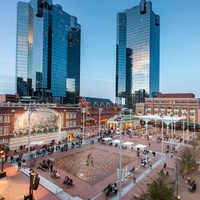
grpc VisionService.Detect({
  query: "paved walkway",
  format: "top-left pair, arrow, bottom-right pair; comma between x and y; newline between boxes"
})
0,130 -> 199,200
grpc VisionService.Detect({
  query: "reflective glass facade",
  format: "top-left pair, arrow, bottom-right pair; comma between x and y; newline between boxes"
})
116,0 -> 160,107
16,0 -> 81,104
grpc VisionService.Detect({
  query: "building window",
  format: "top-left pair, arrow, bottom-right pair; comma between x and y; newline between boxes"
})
4,126 -> 10,134
0,116 -> 3,123
181,106 -> 186,110
0,127 -> 2,135
4,115 -> 10,123
190,106 -> 195,110
66,113 -> 70,119
174,106 -> 179,110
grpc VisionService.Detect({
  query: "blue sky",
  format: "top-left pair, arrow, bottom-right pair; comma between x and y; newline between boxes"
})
0,0 -> 200,103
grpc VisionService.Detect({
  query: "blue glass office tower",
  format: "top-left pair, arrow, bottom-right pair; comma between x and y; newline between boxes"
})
116,0 -> 160,109
16,0 -> 81,104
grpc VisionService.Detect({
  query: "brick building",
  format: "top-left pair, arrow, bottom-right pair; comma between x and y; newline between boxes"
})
135,93 -> 200,131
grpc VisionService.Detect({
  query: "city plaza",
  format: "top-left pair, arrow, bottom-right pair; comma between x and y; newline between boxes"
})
0,121 -> 200,200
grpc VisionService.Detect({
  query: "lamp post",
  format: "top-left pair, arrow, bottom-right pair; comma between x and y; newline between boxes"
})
25,106 -> 36,154
194,110 -> 196,135
186,111 -> 189,139
116,111 -> 123,199
182,111 -> 188,145
129,109 -> 132,129
82,108 -> 87,144
170,113 -> 173,150
160,112 -> 164,160
98,108 -> 103,138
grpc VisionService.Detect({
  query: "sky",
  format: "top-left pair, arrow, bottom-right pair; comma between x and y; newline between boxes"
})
0,0 -> 200,103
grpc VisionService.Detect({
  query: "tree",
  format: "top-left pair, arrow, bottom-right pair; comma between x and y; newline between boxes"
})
177,147 -> 198,177
135,174 -> 177,200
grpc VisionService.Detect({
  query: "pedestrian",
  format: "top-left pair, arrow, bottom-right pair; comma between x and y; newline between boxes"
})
47,159 -> 50,169
148,143 -> 150,148
22,159 -> 26,169
50,163 -> 53,173
91,157 -> 93,166
18,159 -> 21,171
10,155 -> 14,163
163,163 -> 167,169
170,152 -> 173,158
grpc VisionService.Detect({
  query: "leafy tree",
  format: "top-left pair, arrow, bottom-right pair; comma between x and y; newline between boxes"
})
177,147 -> 198,176
135,174 -> 177,200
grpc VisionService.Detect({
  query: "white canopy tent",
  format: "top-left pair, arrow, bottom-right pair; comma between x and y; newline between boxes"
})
30,141 -> 44,146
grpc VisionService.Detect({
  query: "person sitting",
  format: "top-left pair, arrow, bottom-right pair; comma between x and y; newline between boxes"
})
106,182 -> 117,196
67,178 -> 74,187
51,169 -> 60,178
63,176 -> 69,184
129,166 -> 135,173
103,183 -> 112,192
141,160 -> 146,168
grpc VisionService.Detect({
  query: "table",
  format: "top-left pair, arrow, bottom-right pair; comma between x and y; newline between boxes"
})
30,141 -> 44,146
134,144 -> 147,149
122,142 -> 134,147
112,139 -> 121,144
102,137 -> 112,142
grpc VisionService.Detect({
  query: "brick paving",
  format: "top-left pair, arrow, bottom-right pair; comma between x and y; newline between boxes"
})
0,128 -> 199,200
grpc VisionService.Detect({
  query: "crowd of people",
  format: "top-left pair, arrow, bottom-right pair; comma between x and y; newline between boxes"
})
63,176 -> 74,187
103,182 -> 118,196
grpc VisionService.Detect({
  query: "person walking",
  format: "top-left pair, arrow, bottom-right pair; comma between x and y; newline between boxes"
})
10,155 -> 14,163
50,163 -> 53,173
47,159 -> 50,169
17,159 -> 21,172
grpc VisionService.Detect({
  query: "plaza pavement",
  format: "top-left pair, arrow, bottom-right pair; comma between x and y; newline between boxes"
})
0,128 -> 199,200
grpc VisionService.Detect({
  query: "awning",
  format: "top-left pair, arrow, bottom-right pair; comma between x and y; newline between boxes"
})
30,141 -> 44,146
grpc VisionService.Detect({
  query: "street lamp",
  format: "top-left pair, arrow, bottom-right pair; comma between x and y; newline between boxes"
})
186,111 -> 189,139
194,110 -> 196,134
25,106 -> 36,154
129,109 -> 132,129
170,112 -> 174,150
182,111 -> 188,145
116,111 -> 124,199
160,112 -> 164,160
98,108 -> 103,138
82,108 -> 87,144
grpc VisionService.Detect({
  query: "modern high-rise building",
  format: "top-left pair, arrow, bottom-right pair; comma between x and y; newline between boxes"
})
116,0 -> 160,111
16,0 -> 81,104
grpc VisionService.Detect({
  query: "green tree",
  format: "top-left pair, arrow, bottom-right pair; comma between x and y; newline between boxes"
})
135,174 -> 177,200
177,147 -> 198,177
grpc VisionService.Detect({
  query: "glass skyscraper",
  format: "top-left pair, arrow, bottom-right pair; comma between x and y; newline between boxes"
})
116,0 -> 160,109
16,0 -> 81,104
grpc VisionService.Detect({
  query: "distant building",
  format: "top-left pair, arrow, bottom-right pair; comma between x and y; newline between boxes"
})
116,0 -> 160,110
79,97 -> 120,126
0,94 -> 16,103
0,102 -> 81,150
16,0 -> 81,104
135,93 -> 200,130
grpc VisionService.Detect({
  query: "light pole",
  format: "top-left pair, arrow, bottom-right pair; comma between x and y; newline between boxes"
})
170,113 -> 173,150
160,112 -> 164,160
194,110 -> 196,134
25,106 -> 36,154
82,108 -> 87,144
182,111 -> 188,145
129,109 -> 132,129
186,111 -> 189,139
98,108 -> 103,138
116,111 -> 123,199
